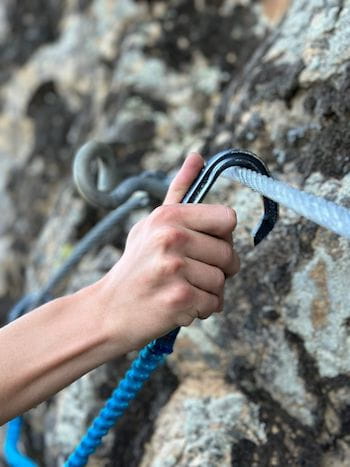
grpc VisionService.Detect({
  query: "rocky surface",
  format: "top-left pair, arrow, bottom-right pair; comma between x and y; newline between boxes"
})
1,0 -> 350,466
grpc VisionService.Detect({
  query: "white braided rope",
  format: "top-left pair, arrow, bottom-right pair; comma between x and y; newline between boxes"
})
223,167 -> 350,239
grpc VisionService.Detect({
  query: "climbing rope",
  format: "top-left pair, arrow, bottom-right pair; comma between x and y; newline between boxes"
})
223,166 -> 350,239
3,417 -> 37,467
64,329 -> 180,466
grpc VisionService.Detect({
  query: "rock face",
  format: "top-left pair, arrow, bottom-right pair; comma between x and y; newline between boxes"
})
1,0 -> 350,465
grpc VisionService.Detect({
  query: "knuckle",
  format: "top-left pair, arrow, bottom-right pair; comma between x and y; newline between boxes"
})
158,256 -> 185,277
152,204 -> 180,225
153,225 -> 187,251
167,282 -> 193,308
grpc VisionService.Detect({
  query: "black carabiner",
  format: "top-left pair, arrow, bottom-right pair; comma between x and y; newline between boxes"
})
181,149 -> 279,245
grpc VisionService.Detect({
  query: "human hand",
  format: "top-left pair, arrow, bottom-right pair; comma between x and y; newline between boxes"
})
97,153 -> 240,352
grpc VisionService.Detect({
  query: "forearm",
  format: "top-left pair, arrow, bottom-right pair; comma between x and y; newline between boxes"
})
0,282 -> 127,425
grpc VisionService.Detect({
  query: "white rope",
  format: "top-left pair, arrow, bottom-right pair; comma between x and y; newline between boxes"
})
222,167 -> 350,239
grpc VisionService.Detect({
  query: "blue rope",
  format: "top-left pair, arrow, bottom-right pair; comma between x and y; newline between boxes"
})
64,328 -> 180,466
3,417 -> 37,467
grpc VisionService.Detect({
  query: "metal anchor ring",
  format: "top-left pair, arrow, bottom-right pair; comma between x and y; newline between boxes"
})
73,141 -> 169,209
73,141 -> 119,209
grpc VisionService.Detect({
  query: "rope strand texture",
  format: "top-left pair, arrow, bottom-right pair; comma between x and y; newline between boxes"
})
223,167 -> 350,239
64,329 -> 179,467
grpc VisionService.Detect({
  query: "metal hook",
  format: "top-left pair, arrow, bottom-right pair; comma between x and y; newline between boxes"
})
181,149 -> 279,245
73,141 -> 169,209
73,141 -> 119,208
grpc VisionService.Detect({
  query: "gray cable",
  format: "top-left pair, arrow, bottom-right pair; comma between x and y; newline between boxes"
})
29,194 -> 149,310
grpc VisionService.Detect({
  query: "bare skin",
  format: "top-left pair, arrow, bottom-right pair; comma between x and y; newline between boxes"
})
0,153 -> 240,425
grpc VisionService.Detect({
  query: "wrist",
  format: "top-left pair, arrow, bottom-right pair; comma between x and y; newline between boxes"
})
80,276 -> 134,359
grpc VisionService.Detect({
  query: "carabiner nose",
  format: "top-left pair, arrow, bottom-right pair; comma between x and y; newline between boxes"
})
181,149 -> 279,245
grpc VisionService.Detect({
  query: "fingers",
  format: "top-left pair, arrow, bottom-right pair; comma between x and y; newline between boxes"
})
157,253 -> 237,325
173,285 -> 221,326
151,204 -> 237,239
183,258 -> 237,320
183,231 -> 239,277
193,287 -> 221,320
148,206 -> 239,276
185,258 -> 225,296
163,152 -> 204,204
148,152 -> 240,328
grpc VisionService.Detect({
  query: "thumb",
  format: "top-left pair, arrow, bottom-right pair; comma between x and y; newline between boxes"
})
163,152 -> 204,204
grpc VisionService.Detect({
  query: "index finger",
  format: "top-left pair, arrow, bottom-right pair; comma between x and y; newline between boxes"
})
158,204 -> 237,239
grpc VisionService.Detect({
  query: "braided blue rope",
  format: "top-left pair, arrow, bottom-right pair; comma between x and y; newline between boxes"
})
65,328 -> 179,466
3,417 -> 37,467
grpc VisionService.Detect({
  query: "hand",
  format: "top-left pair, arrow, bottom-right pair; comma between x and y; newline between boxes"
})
97,153 -> 240,351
